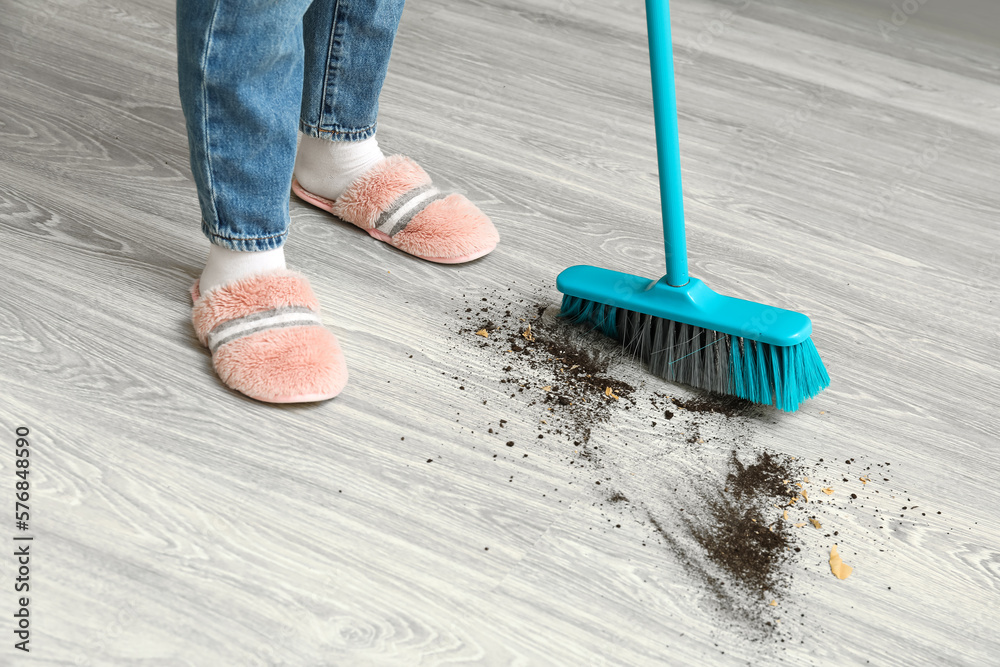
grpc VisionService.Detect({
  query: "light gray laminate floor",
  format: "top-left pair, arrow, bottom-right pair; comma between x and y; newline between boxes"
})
2,0 -> 998,664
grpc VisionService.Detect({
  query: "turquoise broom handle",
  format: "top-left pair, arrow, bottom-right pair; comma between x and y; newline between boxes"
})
645,0 -> 689,287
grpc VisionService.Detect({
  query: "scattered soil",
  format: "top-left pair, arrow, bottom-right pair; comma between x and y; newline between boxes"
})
459,298 -> 634,445
695,499 -> 790,598
696,453 -> 804,600
448,287 -> 933,647
727,451 -> 800,502
635,449 -> 807,638
670,393 -> 761,418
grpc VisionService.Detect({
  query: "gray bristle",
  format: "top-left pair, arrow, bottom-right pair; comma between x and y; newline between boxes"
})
616,309 -> 731,395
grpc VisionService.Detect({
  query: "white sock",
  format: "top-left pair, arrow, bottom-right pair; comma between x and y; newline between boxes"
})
199,243 -> 286,294
293,133 -> 385,201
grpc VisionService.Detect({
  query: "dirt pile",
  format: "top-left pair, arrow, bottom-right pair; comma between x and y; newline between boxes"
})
459,298 -> 634,445
450,288 -> 933,645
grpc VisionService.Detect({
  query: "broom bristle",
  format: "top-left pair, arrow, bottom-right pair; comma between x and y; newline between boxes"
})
559,295 -> 829,412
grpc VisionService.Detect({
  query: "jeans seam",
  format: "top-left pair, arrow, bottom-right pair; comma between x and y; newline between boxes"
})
300,119 -> 377,136
200,0 -> 224,229
205,225 -> 288,243
318,0 -> 343,130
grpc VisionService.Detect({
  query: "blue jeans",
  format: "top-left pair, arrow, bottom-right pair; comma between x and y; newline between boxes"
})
176,0 -> 406,252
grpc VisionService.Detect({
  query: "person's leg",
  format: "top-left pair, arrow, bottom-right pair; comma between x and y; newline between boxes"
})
291,0 -> 499,264
177,0 -> 313,292
293,0 -> 405,200
177,0 -> 347,402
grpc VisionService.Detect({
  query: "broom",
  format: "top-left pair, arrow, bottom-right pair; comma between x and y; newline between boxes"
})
557,0 -> 829,412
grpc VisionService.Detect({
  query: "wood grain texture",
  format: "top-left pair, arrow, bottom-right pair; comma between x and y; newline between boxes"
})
1,0 -> 998,664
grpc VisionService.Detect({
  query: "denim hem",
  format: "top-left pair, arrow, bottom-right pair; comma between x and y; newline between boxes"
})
202,219 -> 288,252
299,119 -> 377,142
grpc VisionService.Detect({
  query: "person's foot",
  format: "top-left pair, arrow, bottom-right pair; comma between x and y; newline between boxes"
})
293,149 -> 499,264
190,268 -> 348,403
294,133 -> 385,202
199,243 -> 287,295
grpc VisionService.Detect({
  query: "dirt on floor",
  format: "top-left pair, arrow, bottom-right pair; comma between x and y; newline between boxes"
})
449,287 -> 925,644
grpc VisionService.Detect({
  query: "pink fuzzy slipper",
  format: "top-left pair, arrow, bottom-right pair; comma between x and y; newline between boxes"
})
190,269 -> 348,403
291,155 -> 499,263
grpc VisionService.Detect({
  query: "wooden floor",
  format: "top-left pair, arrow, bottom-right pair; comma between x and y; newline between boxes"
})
2,0 -> 998,664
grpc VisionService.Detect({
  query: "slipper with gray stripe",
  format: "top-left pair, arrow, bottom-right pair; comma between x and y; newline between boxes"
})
190,268 -> 348,403
292,155 -> 499,263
